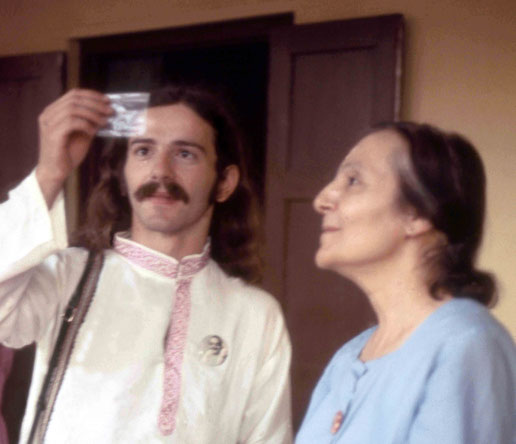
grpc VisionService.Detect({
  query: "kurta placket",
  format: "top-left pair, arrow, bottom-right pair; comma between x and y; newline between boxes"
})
113,237 -> 210,435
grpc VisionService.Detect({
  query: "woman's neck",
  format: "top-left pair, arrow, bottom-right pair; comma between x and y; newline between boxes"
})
361,292 -> 448,362
346,257 -> 449,362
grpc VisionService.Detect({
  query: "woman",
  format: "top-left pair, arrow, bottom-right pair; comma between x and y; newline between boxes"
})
296,122 -> 516,443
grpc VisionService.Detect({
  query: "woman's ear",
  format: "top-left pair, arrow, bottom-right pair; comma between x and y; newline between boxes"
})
403,209 -> 433,238
216,165 -> 240,203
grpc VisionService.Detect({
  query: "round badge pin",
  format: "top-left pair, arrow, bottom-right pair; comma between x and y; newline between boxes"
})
198,335 -> 228,366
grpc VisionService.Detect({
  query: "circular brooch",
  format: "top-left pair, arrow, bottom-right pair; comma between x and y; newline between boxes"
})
198,335 -> 228,366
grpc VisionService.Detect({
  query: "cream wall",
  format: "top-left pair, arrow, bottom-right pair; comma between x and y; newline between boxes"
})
1,0 -> 515,337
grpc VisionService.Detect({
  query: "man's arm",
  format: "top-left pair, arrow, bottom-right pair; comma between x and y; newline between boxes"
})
0,89 -> 112,347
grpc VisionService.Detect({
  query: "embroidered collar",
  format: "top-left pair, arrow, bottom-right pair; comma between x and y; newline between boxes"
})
113,232 -> 211,279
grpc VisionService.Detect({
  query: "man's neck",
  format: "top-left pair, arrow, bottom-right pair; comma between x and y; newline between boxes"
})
129,229 -> 208,261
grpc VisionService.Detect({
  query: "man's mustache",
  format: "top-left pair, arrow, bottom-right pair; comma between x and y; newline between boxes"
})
133,179 -> 190,204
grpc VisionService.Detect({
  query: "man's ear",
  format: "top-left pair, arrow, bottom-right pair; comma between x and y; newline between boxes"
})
118,167 -> 129,197
120,177 -> 128,197
216,165 -> 240,203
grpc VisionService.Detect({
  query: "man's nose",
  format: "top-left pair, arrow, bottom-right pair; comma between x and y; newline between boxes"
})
151,150 -> 175,180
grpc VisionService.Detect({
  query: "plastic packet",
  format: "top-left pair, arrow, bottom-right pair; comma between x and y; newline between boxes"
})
97,92 -> 150,137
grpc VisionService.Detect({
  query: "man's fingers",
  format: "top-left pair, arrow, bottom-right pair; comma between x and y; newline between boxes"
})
66,88 -> 111,103
40,89 -> 113,125
45,115 -> 103,140
41,102 -> 111,132
51,88 -> 110,108
39,91 -> 114,136
43,94 -> 113,119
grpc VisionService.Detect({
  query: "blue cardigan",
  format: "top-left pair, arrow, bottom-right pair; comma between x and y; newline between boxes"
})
296,298 -> 516,444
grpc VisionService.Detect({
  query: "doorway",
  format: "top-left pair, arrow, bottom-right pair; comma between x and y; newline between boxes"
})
74,14 -> 293,211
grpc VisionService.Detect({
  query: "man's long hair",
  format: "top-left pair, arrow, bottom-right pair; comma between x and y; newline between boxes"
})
72,85 -> 262,283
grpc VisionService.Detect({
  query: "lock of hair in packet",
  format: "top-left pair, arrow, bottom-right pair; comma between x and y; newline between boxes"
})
97,92 -> 150,138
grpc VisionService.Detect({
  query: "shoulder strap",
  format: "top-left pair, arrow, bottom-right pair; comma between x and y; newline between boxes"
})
27,250 -> 105,444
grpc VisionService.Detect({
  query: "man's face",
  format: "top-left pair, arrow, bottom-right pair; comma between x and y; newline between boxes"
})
124,103 -> 219,241
208,336 -> 223,353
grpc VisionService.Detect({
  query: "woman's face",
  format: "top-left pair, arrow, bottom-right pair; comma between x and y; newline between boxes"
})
313,129 -> 413,274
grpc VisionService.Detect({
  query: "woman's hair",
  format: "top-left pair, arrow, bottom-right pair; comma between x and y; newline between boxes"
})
372,122 -> 496,306
73,84 -> 262,283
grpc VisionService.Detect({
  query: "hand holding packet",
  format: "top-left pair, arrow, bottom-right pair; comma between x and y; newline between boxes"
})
97,92 -> 150,137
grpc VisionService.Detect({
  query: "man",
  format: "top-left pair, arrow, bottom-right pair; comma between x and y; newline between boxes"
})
0,345 -> 13,443
0,86 -> 292,443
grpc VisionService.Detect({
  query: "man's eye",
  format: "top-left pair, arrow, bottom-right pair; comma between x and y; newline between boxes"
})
134,146 -> 150,156
177,149 -> 196,160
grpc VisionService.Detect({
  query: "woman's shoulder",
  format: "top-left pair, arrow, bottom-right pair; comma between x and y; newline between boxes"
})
428,298 -> 513,344
424,298 -> 516,369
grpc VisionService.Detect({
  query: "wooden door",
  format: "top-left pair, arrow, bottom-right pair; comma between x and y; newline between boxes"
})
263,15 -> 403,428
0,51 -> 66,444
0,53 -> 66,199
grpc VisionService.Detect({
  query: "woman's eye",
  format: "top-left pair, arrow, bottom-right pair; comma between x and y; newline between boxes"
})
347,175 -> 359,186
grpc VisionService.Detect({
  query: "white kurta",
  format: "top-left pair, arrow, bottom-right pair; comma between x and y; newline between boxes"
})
0,172 -> 293,444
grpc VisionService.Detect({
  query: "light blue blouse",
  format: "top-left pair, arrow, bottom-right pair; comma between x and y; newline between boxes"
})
296,298 -> 516,444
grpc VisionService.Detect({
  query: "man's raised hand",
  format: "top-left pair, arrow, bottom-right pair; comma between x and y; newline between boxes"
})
35,89 -> 113,208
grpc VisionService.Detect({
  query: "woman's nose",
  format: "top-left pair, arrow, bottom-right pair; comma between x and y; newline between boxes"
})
313,182 -> 336,214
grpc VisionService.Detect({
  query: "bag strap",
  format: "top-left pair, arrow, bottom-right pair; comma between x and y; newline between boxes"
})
27,250 -> 105,444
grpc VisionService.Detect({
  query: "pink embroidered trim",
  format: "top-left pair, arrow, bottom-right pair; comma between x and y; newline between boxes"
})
158,278 -> 191,434
113,235 -> 210,435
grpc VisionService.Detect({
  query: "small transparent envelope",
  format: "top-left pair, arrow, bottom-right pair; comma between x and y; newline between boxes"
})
97,92 -> 150,138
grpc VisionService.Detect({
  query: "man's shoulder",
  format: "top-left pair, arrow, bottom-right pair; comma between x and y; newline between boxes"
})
42,245 -> 91,275
205,260 -> 283,314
